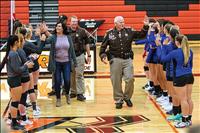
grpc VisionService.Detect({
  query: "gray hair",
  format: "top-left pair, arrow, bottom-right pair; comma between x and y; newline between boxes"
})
114,16 -> 124,23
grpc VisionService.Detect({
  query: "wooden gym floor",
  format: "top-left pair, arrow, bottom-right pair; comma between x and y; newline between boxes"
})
1,45 -> 200,133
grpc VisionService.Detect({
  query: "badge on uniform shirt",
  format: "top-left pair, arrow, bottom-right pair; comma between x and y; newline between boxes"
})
109,33 -> 116,40
131,28 -> 135,31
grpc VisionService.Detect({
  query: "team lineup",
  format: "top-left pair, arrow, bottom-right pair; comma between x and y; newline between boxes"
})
0,12 -> 196,132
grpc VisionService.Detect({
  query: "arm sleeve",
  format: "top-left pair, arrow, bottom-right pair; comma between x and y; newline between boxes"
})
135,39 -> 147,45
45,35 -> 53,44
132,25 -> 149,40
190,50 -> 193,68
99,32 -> 109,60
10,54 -> 28,74
68,36 -> 77,67
161,45 -> 173,63
23,41 -> 45,55
83,29 -> 90,45
18,49 -> 28,63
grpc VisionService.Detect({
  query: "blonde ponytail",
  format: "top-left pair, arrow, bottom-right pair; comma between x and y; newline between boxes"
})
181,36 -> 190,65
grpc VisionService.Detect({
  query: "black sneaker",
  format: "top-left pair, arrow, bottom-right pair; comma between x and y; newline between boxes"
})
142,83 -> 149,89
124,99 -> 133,107
77,94 -> 86,101
11,123 -> 25,130
115,103 -> 123,109
156,92 -> 163,98
25,103 -> 32,108
48,90 -> 56,96
70,93 -> 77,98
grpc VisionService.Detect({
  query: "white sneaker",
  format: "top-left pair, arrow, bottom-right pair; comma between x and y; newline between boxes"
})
163,103 -> 173,112
157,96 -> 169,103
156,95 -> 164,102
20,119 -> 33,126
6,118 -> 12,125
175,121 -> 190,128
36,106 -> 41,111
33,110 -> 40,116
159,100 -> 170,106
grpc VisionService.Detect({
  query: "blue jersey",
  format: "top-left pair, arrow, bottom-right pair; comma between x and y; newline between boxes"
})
146,31 -> 158,63
161,47 -> 193,77
156,33 -> 167,64
135,39 -> 149,51
160,33 -> 167,45
161,42 -> 177,77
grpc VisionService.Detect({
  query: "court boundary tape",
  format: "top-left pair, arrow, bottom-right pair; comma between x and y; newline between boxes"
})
147,93 -> 179,133
0,73 -> 200,79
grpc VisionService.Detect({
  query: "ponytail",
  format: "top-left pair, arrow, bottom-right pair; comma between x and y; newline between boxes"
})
169,27 -> 179,44
181,36 -> 190,65
0,35 -> 18,72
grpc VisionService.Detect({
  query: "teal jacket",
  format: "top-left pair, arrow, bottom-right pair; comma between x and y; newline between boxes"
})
46,34 -> 77,73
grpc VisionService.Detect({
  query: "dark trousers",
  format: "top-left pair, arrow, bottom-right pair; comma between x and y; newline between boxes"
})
54,61 -> 71,99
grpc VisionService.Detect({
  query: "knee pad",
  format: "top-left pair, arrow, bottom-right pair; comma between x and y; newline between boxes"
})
20,91 -> 28,106
11,101 -> 19,109
28,88 -> 35,94
34,85 -> 38,90
143,66 -> 149,71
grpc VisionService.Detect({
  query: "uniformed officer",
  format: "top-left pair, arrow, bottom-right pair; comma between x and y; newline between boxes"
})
69,16 -> 91,101
99,16 -> 149,109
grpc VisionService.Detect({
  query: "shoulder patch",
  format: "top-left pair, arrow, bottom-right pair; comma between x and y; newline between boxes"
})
131,28 -> 135,31
125,26 -> 131,29
103,32 -> 108,38
106,28 -> 113,33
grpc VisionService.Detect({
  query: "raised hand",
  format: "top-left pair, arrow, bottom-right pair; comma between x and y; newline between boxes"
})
155,34 -> 161,46
143,15 -> 149,26
163,37 -> 169,45
35,25 -> 41,36
40,34 -> 46,41
25,61 -> 34,68
40,22 -> 48,33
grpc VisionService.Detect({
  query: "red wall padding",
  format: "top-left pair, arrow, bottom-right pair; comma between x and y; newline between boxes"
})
59,0 -> 200,36
0,1 -> 29,39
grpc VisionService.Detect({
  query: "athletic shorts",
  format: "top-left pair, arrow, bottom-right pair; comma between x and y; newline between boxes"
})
21,76 -> 30,83
146,49 -> 158,64
7,76 -> 21,88
32,60 -> 39,72
163,63 -> 166,71
173,74 -> 194,87
166,76 -> 173,81
29,61 -> 39,73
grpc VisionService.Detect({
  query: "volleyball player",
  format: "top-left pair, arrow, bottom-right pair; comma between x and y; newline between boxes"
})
2,35 -> 33,130
161,35 -> 194,128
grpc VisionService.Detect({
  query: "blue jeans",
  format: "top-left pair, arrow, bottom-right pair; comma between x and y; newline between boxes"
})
54,61 -> 71,99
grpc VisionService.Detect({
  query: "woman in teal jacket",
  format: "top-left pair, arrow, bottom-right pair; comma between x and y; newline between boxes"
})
46,22 -> 77,107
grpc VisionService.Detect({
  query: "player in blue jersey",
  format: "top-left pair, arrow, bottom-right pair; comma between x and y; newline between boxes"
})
161,34 -> 194,128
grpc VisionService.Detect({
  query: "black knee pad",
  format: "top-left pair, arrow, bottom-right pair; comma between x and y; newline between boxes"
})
144,66 -> 149,71
11,101 -> 19,109
28,88 -> 35,94
20,91 -> 28,106
34,85 -> 38,90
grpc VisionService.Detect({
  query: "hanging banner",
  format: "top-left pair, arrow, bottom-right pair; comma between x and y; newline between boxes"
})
0,50 -> 96,73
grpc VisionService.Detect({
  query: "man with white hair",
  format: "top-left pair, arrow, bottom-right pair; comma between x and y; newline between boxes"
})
99,16 -> 149,109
